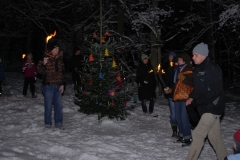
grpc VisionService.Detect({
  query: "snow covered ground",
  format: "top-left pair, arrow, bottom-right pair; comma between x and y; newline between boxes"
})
0,72 -> 239,160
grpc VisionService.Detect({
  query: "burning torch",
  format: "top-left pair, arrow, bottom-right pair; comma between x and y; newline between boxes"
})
22,54 -> 26,62
45,30 -> 56,50
156,64 -> 167,88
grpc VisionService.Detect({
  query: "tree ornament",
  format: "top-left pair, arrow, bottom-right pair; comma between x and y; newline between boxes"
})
124,99 -> 127,106
99,72 -> 103,79
112,60 -> 117,67
108,90 -> 116,96
84,89 -> 87,93
104,49 -> 109,57
111,102 -> 115,107
93,32 -> 98,38
105,30 -> 110,36
101,38 -> 106,43
89,78 -> 93,84
89,54 -> 94,62
119,48 -> 123,54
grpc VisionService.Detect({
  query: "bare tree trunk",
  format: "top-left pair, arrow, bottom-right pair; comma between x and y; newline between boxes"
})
117,1 -> 124,37
206,0 -> 215,61
151,0 -> 163,95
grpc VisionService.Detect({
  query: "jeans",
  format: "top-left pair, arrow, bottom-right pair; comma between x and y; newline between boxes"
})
175,101 -> 191,139
141,98 -> 155,113
42,85 -> 63,127
168,98 -> 177,125
186,113 -> 227,160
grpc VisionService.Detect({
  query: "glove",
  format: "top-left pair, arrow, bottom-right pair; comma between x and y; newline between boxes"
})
144,81 -> 148,84
34,77 -> 37,81
178,73 -> 185,81
164,87 -> 172,94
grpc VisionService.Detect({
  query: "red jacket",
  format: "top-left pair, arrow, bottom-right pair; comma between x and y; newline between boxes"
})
22,61 -> 37,78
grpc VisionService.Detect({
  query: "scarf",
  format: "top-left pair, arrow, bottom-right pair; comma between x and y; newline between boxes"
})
173,63 -> 187,83
27,60 -> 32,68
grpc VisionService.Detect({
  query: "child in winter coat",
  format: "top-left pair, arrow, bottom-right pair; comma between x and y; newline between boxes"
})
224,129 -> 240,160
22,53 -> 37,98
0,58 -> 5,97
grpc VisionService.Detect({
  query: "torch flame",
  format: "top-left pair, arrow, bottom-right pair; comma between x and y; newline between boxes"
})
161,69 -> 165,74
157,64 -> 161,72
46,30 -> 56,43
22,54 -> 26,59
170,62 -> 173,67
148,69 -> 153,73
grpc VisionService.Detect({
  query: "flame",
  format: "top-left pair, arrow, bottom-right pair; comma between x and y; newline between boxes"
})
170,62 -> 173,67
46,30 -> 56,43
22,54 -> 26,59
157,64 -> 161,72
161,69 -> 165,74
148,69 -> 153,73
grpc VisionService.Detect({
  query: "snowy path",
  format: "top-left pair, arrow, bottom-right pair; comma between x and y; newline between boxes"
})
0,72 -> 239,160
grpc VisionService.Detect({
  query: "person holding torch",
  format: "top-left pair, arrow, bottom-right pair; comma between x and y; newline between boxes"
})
37,39 -> 66,130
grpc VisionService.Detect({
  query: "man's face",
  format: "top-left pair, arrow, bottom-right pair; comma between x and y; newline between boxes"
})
142,58 -> 148,64
169,55 -> 173,62
52,47 -> 59,56
75,50 -> 80,55
192,52 -> 206,65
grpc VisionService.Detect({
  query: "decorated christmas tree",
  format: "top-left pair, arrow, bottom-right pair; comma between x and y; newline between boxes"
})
74,30 -> 137,121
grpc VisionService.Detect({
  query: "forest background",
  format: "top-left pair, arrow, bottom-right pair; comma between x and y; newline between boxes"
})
0,0 -> 239,93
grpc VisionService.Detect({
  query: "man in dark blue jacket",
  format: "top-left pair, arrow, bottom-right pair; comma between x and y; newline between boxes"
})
185,42 -> 227,160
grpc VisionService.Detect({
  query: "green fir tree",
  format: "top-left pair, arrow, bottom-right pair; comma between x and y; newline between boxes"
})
74,36 -> 136,121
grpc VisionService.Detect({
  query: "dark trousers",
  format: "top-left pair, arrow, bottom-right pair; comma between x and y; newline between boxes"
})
0,80 -> 2,93
23,77 -> 35,96
141,98 -> 155,113
72,72 -> 81,86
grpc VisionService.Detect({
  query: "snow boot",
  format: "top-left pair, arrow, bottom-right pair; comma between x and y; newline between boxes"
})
171,125 -> 178,137
174,137 -> 183,143
32,93 -> 37,98
182,138 -> 192,147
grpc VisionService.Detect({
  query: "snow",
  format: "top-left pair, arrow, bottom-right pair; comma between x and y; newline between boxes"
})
0,72 -> 239,160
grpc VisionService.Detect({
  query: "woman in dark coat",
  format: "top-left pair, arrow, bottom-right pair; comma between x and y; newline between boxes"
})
136,54 -> 158,117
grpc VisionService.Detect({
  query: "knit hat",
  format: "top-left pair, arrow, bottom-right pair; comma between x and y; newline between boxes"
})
169,51 -> 176,57
192,42 -> 209,56
141,54 -> 149,61
234,129 -> 240,147
179,53 -> 191,66
47,39 -> 59,51
27,53 -> 33,58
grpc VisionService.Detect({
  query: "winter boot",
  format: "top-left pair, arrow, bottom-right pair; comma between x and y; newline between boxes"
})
32,93 -> 37,98
171,125 -> 178,137
182,138 -> 192,147
174,136 -> 183,143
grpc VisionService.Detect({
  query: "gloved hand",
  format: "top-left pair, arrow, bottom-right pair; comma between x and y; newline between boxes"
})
164,87 -> 172,94
178,73 -> 185,81
144,81 -> 148,84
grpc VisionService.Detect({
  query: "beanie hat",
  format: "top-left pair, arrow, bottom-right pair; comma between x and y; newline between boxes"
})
169,51 -> 176,57
179,53 -> 191,66
27,53 -> 33,58
47,39 -> 59,51
192,42 -> 209,56
141,54 -> 149,61
234,129 -> 240,147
